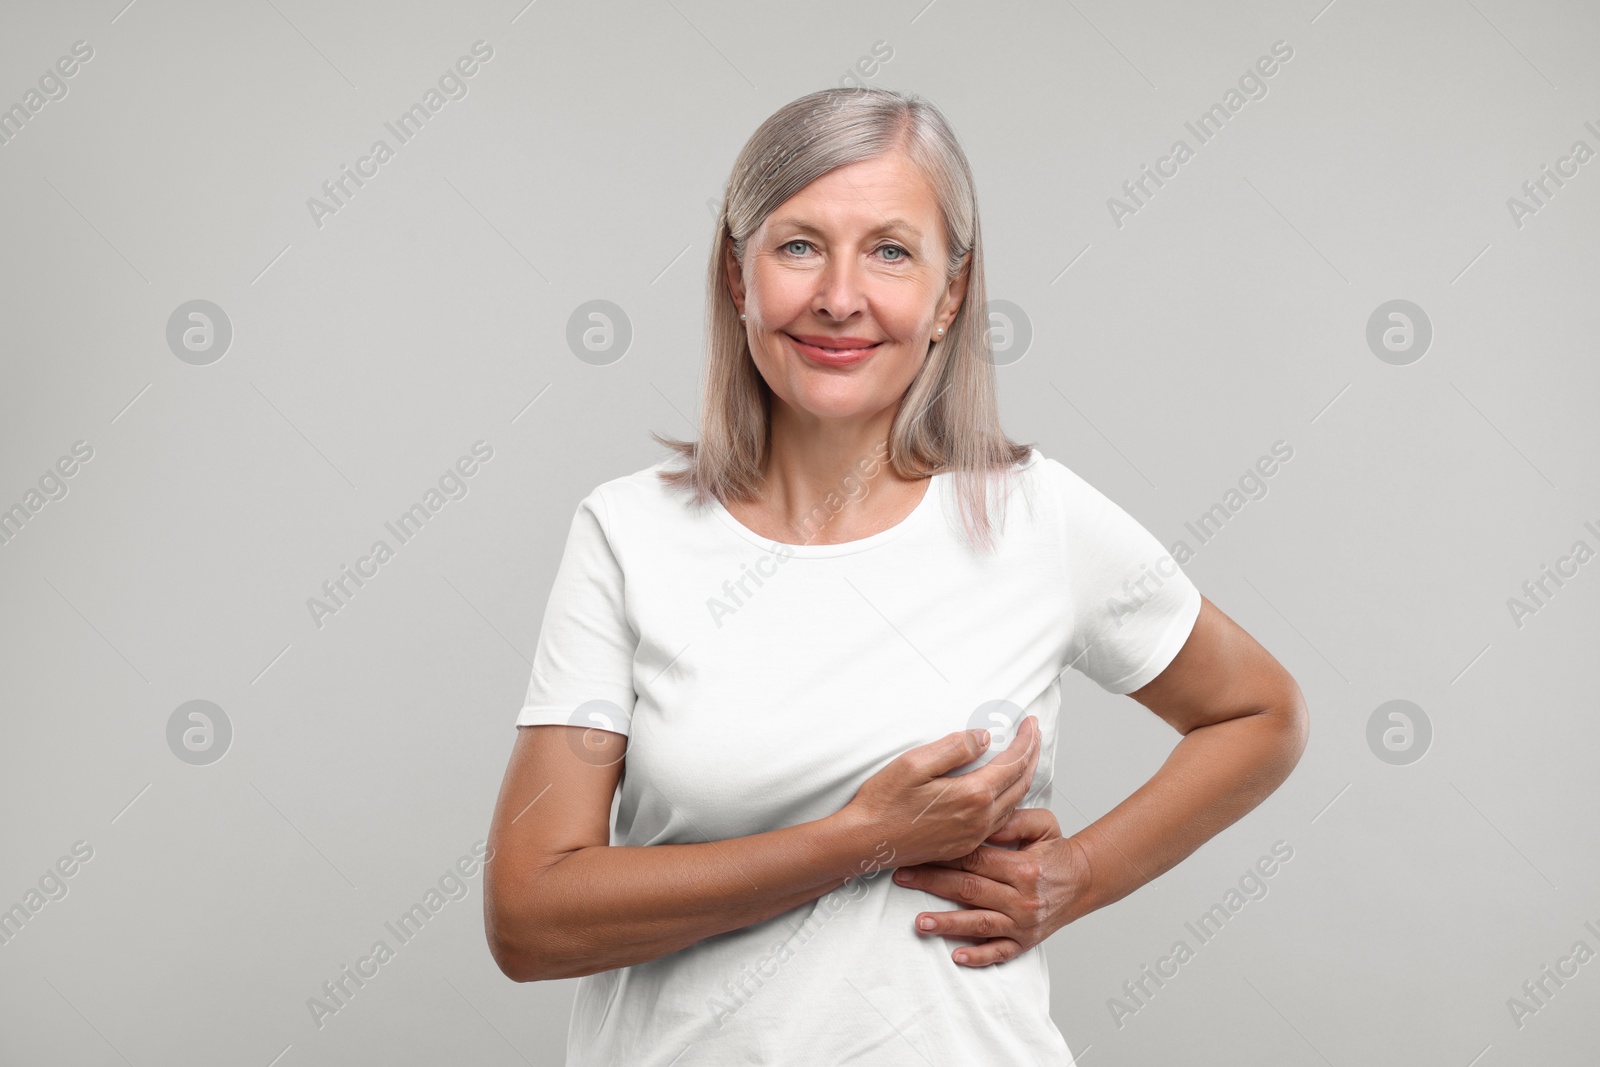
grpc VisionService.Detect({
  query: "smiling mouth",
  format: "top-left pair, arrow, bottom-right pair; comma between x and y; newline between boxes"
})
785,334 -> 883,365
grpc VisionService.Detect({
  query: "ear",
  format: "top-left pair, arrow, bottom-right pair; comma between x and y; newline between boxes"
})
937,252 -> 972,332
722,235 -> 746,314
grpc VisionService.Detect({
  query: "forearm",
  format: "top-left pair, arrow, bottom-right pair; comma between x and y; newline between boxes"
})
493,810 -> 884,980
1064,697 -> 1307,924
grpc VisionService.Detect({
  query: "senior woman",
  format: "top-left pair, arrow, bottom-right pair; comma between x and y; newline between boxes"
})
484,87 -> 1308,1064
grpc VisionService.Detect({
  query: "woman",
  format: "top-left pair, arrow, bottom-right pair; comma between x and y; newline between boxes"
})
484,86 -> 1308,1064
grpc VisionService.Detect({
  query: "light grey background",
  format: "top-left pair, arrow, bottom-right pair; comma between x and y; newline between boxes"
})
2,1 -> 1596,1064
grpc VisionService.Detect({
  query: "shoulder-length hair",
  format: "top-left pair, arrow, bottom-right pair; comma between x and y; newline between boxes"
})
652,86 -> 1033,555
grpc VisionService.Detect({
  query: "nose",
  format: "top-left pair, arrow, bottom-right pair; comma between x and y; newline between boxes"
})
810,252 -> 869,322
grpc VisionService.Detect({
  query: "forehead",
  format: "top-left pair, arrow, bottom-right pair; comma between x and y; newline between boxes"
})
764,151 -> 942,239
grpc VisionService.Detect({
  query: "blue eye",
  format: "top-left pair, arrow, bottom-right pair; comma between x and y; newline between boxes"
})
778,240 -> 910,262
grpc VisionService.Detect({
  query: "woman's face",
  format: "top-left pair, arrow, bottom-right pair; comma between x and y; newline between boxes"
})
726,149 -> 969,431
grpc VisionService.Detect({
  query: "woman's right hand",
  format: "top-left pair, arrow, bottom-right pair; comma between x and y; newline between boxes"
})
841,716 -> 1042,871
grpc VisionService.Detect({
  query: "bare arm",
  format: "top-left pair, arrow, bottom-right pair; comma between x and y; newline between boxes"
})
1060,595 -> 1309,924
483,726 -> 868,981
482,719 -> 1037,981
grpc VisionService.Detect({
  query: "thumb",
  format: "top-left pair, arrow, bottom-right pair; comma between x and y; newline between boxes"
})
911,727 -> 992,778
985,807 -> 1054,845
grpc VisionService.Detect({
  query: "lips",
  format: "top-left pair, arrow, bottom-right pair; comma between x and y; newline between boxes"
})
785,333 -> 883,366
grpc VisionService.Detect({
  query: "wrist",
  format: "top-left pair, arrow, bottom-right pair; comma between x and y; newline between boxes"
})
1058,833 -> 1101,927
814,805 -> 894,886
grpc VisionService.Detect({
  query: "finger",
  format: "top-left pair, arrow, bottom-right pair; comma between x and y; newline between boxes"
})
978,715 -> 1037,773
951,937 -> 1026,968
992,741 -> 1039,812
912,727 -> 994,778
902,847 -> 984,876
973,716 -> 1038,785
896,857 -> 1019,904
913,902 -> 1011,941
985,807 -> 1057,845
913,846 -> 1019,887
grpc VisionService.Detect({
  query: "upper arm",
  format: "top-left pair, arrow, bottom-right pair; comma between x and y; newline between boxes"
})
1126,595 -> 1308,738
483,723 -> 627,977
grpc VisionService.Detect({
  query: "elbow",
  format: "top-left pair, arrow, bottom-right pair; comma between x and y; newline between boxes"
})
484,885 -> 566,983
487,932 -> 547,984
1272,675 -> 1310,772
489,930 -> 601,983
485,891 -> 606,983
485,916 -> 548,983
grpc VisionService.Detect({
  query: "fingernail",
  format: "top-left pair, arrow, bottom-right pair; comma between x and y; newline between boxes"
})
972,729 -> 989,746
918,917 -> 934,931
954,952 -> 969,964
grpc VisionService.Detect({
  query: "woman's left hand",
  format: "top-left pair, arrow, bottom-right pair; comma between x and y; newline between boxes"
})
890,807 -> 1091,967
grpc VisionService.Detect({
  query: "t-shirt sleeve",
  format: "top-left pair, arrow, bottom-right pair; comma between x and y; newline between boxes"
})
515,487 -> 637,737
1050,459 -> 1203,695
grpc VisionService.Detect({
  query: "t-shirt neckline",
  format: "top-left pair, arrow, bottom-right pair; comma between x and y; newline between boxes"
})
709,469 -> 947,558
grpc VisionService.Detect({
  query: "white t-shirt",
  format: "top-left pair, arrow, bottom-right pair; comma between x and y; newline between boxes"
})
516,446 -> 1202,1066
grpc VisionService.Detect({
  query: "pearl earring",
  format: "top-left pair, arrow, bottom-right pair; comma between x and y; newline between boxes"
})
740,313 -> 746,321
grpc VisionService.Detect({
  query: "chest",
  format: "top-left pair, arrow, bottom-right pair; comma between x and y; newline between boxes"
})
613,540 -> 1072,843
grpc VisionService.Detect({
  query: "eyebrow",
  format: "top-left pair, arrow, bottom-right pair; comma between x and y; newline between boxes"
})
767,215 -> 924,243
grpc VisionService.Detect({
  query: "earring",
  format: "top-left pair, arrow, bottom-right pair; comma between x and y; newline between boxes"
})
740,313 -> 747,321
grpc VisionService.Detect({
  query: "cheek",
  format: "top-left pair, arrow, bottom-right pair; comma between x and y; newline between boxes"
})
747,265 -> 812,316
